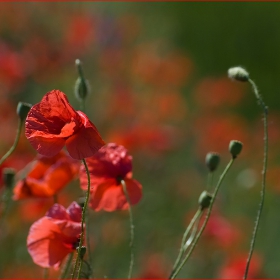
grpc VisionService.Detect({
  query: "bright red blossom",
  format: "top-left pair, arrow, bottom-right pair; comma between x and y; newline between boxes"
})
80,143 -> 142,211
13,151 -> 80,200
27,202 -> 82,269
25,90 -> 105,160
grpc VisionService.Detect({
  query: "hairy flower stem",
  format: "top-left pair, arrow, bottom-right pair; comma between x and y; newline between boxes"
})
121,180 -> 135,279
72,159 -> 91,279
207,172 -> 213,190
169,209 -> 202,279
171,158 -> 235,279
0,119 -> 23,167
243,79 -> 268,279
60,252 -> 74,279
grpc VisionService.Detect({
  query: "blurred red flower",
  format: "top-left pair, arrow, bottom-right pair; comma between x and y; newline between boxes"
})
80,143 -> 142,211
27,202 -> 82,269
25,89 -> 105,160
13,151 -> 79,200
218,253 -> 263,278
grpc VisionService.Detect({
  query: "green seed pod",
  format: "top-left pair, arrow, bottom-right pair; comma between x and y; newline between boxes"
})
74,59 -> 90,101
17,102 -> 32,121
3,168 -> 16,188
228,66 -> 249,82
205,152 -> 220,172
229,140 -> 243,158
198,191 -> 213,210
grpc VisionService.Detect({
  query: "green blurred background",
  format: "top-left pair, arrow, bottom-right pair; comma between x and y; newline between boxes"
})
1,2 -> 280,278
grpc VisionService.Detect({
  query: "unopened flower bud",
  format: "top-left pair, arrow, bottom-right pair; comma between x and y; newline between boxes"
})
205,152 -> 220,172
3,168 -> 16,188
228,66 -> 249,82
17,102 -> 32,121
229,140 -> 243,158
77,197 -> 85,209
198,191 -> 212,210
76,246 -> 87,260
74,59 -> 90,101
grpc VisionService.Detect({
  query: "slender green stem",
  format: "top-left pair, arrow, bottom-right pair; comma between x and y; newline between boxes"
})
85,208 -> 93,278
0,119 -> 23,167
43,268 -> 49,279
60,252 -> 74,279
169,209 -> 202,279
121,180 -> 135,279
171,158 -> 235,279
207,172 -> 213,191
243,79 -> 268,279
72,159 -> 91,279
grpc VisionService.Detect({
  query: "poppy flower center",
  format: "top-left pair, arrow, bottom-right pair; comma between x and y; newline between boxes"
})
116,175 -> 124,185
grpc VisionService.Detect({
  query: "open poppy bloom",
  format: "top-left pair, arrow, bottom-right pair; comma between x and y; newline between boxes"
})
80,143 -> 142,211
13,151 -> 80,200
27,202 -> 82,269
25,89 -> 105,160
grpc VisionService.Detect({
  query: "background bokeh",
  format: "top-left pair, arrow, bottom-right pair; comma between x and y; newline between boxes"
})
1,2 -> 280,278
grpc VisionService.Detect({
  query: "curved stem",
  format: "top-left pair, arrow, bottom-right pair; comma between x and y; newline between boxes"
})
207,172 -> 213,191
169,209 -> 202,279
0,119 -> 23,167
243,79 -> 268,279
171,158 -> 235,279
72,159 -> 91,279
60,252 -> 74,279
121,180 -> 135,279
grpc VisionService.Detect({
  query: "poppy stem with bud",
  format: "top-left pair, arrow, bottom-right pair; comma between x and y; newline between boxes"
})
0,102 -> 32,167
228,66 -> 268,279
121,179 -> 135,279
171,156 -> 236,279
244,79 -> 268,280
72,159 -> 91,280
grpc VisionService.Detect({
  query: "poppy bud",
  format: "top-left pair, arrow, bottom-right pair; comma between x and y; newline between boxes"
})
77,197 -> 85,209
17,102 -> 32,121
229,140 -> 243,158
77,246 -> 87,260
75,59 -> 90,101
228,66 -> 249,82
205,152 -> 220,172
3,168 -> 15,189
198,191 -> 212,210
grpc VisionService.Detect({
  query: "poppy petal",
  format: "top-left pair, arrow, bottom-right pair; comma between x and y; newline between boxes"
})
124,178 -> 142,206
65,111 -> 105,160
26,136 -> 65,158
67,202 -> 82,223
46,204 -> 69,220
27,217 -> 71,269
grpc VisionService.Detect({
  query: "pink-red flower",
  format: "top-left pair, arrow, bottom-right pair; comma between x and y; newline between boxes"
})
25,89 -> 105,160
80,143 -> 142,211
27,202 -> 82,269
13,151 -> 80,200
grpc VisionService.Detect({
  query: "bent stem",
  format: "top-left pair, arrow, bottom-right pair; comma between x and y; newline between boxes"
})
243,79 -> 268,279
72,159 -> 91,279
121,180 -> 135,279
171,158 -> 235,279
169,208 -> 202,279
0,119 -> 23,167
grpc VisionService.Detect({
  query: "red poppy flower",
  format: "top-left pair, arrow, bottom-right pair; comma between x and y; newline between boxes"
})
13,151 -> 80,200
25,89 -> 105,160
80,143 -> 142,211
27,202 -> 82,269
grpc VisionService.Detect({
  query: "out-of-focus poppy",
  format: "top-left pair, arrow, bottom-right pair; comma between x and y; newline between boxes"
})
218,253 -> 263,278
80,143 -> 142,211
25,90 -> 105,160
27,202 -> 82,269
13,151 -> 79,200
